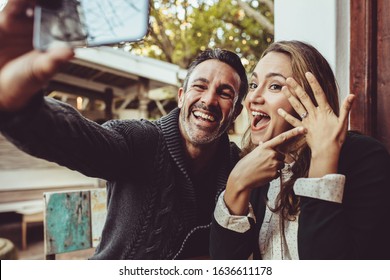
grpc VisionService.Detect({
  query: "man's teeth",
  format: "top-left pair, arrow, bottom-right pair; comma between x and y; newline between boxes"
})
193,111 -> 215,121
251,111 -> 270,118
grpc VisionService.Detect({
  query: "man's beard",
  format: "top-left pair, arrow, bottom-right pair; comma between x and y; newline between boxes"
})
179,102 -> 233,146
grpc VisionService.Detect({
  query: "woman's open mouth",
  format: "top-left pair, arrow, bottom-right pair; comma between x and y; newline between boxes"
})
251,110 -> 270,130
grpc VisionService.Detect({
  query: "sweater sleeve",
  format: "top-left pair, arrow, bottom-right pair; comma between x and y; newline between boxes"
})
297,132 -> 390,259
0,96 -> 158,181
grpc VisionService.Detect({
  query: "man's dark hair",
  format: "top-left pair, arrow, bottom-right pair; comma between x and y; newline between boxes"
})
182,49 -> 248,104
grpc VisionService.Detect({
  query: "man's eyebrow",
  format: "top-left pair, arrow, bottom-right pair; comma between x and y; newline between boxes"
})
217,84 -> 236,94
192,77 -> 236,93
191,77 -> 209,84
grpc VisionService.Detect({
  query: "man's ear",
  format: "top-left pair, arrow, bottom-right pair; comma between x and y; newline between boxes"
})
177,88 -> 184,108
233,103 -> 243,120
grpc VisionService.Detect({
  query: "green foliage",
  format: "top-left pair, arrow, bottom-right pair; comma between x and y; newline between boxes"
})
126,0 -> 274,71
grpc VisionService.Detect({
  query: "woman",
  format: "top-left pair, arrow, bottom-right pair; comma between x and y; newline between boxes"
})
210,40 -> 390,259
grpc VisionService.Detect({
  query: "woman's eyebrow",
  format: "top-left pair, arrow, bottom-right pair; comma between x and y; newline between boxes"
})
265,72 -> 287,80
250,72 -> 287,80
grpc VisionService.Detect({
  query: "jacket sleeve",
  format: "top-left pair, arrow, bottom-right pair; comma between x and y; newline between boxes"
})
210,188 -> 267,259
0,95 -> 159,181
297,132 -> 390,259
209,214 -> 257,259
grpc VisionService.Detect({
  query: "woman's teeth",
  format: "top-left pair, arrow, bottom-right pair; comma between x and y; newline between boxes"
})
251,111 -> 269,118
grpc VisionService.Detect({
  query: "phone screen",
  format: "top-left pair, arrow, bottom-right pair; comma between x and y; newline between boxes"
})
33,0 -> 149,50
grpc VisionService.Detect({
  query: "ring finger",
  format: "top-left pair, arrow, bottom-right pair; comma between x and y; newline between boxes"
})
277,108 -> 302,128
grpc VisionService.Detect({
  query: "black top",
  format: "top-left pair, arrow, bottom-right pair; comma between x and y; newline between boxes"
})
0,96 -> 240,259
210,132 -> 390,259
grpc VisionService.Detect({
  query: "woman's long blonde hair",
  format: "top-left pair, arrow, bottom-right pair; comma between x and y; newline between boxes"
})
241,40 -> 340,220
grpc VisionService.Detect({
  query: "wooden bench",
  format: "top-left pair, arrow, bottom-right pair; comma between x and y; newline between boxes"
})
0,200 -> 44,251
44,188 -> 107,260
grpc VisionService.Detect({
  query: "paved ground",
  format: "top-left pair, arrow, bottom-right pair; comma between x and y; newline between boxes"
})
18,239 -> 95,260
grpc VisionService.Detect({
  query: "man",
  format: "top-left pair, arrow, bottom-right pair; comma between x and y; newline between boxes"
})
0,0 -> 303,259
1,0 -> 248,260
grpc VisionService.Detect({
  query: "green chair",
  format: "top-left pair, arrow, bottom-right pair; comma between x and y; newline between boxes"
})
44,188 -> 107,260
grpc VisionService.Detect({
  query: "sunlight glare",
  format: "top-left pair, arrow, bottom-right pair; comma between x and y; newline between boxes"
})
0,0 -> 8,12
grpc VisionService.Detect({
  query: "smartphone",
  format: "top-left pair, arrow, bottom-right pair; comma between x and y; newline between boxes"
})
33,0 -> 149,50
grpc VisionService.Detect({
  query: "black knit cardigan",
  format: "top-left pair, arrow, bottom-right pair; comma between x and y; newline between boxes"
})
0,96 -> 240,259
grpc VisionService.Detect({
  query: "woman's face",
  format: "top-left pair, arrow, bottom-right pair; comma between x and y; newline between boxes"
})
245,52 -> 296,145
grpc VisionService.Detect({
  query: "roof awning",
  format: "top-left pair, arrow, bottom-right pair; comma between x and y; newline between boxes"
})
50,47 -> 187,99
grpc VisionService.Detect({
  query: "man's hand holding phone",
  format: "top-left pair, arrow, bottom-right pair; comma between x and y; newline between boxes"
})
0,0 -> 149,112
0,0 -> 74,112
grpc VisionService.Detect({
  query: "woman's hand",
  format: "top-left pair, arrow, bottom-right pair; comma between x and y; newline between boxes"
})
224,126 -> 306,215
277,72 -> 355,178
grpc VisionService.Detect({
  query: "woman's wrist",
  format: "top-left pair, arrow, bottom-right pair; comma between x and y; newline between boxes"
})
224,176 -> 251,216
309,147 -> 340,178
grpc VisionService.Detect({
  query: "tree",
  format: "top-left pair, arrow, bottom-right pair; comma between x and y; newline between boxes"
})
126,0 -> 274,71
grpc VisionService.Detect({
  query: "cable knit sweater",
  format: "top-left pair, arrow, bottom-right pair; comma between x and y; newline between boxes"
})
0,96 -> 240,259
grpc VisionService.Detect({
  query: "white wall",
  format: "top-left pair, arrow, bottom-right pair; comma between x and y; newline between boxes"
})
274,0 -> 350,101
0,168 -> 98,191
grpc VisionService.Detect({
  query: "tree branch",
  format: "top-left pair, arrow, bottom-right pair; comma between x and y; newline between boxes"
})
260,0 -> 274,14
237,0 -> 274,34
150,11 -> 174,62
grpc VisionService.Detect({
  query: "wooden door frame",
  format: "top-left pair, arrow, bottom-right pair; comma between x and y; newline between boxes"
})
350,0 -> 377,136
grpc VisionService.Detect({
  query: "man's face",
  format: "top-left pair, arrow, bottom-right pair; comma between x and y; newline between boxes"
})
178,59 -> 242,146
